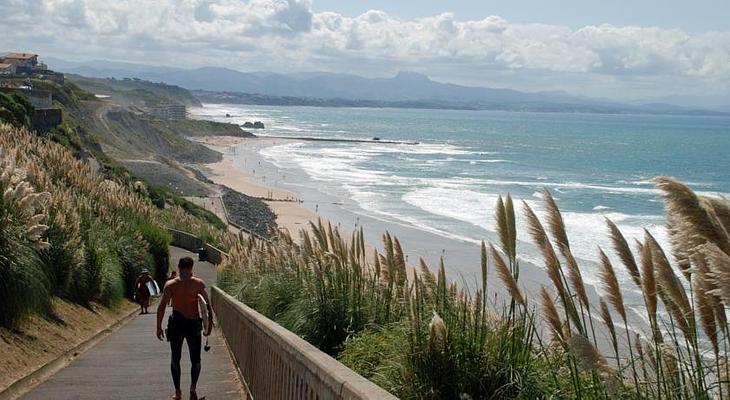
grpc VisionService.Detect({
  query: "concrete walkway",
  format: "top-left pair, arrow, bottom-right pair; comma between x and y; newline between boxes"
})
21,247 -> 246,400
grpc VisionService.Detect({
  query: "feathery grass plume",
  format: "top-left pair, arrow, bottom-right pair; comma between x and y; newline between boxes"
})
373,248 -> 381,280
646,231 -> 694,340
540,287 -> 564,341
606,218 -> 642,288
598,248 -> 627,323
378,253 -> 390,284
505,195 -> 517,262
393,237 -> 407,287
654,177 -> 730,278
419,257 -> 437,300
428,310 -> 447,351
568,334 -> 618,393
489,243 -> 525,307
436,257 -> 447,309
599,300 -> 617,349
495,195 -> 510,260
310,219 -> 328,251
703,243 -> 730,306
660,343 -> 679,382
701,196 -> 730,233
522,201 -> 568,300
634,333 -> 651,378
525,199 -> 584,331
640,234 -> 660,340
693,251 -> 727,331
543,190 -> 591,312
691,258 -> 719,354
480,240 -> 488,307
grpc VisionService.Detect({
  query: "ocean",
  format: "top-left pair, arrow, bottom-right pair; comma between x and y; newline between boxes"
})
191,103 -> 730,318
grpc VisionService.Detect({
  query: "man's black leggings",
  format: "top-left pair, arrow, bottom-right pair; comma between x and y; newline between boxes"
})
167,310 -> 202,390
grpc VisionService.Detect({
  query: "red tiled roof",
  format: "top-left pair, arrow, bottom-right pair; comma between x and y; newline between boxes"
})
0,63 -> 12,68
4,52 -> 37,60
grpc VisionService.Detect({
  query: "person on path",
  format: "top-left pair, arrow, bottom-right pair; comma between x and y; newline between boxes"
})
156,257 -> 212,400
133,269 -> 154,314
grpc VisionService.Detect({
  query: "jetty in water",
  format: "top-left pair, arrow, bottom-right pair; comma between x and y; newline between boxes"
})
258,135 -> 420,145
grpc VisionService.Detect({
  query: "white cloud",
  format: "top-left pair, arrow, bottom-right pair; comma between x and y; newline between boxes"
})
1,0 -> 728,97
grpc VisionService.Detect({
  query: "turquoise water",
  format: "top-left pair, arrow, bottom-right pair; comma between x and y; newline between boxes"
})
192,104 -> 730,291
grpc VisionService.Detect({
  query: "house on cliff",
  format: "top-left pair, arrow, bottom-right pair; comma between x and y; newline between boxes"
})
0,63 -> 15,75
2,53 -> 39,73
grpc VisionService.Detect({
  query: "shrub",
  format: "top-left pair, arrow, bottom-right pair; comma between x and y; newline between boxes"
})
0,91 -> 32,128
339,324 -> 409,395
138,223 -> 171,285
70,221 -> 124,306
39,191 -> 84,298
116,232 -> 154,299
0,152 -> 52,327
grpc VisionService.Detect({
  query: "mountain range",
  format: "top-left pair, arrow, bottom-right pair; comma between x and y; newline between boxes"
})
46,58 -> 730,115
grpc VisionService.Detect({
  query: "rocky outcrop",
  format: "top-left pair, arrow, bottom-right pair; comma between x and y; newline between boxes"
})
242,121 -> 265,129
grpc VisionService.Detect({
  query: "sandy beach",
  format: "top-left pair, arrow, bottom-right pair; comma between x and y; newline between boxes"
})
195,136 -> 321,237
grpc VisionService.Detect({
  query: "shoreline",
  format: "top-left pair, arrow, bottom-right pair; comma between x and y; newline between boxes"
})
193,136 -> 318,237
192,133 -> 650,357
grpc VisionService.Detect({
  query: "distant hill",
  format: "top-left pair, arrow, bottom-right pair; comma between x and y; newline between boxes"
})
47,58 -> 728,116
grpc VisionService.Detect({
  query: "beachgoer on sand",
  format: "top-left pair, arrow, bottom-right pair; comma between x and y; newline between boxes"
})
134,269 -> 154,314
156,257 -> 213,400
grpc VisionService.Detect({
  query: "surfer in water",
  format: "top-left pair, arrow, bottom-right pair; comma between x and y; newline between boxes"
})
156,257 -> 212,400
134,269 -> 154,314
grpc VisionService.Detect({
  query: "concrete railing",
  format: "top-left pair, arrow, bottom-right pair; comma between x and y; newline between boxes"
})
167,228 -> 226,265
212,287 -> 398,400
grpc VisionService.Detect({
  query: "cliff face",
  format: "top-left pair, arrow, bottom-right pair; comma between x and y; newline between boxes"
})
102,109 -> 221,164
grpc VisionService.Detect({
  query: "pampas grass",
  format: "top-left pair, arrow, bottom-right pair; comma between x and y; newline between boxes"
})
212,158 -> 730,398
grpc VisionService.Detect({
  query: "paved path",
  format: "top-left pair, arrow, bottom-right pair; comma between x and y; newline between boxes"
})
21,247 -> 246,400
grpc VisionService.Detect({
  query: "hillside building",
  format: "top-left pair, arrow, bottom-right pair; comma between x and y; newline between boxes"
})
0,63 -> 15,74
150,103 -> 186,120
2,53 -> 39,73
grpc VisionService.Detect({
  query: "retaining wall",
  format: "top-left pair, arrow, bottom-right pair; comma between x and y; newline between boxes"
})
167,228 -> 225,265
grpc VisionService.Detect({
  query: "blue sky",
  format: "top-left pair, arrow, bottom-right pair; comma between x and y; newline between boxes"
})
314,0 -> 730,33
1,0 -> 728,100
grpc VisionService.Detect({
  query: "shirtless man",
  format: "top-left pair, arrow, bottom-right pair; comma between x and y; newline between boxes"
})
156,257 -> 212,400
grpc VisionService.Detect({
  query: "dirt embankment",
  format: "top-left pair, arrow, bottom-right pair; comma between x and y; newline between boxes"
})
103,109 -> 221,164
0,299 -> 137,391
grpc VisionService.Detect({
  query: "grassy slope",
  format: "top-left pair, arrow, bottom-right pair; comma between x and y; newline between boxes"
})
67,74 -> 201,107
172,118 -> 254,137
7,79 -> 228,236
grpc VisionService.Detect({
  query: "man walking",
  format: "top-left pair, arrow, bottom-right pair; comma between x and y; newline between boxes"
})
156,257 -> 212,400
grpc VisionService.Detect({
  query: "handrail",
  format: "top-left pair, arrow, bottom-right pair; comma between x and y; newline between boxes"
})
212,287 -> 398,400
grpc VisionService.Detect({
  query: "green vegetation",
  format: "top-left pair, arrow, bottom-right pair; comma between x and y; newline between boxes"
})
0,123 -> 227,327
137,223 -> 171,285
0,91 -> 33,129
168,118 -> 251,137
67,74 -> 201,107
219,180 -> 730,399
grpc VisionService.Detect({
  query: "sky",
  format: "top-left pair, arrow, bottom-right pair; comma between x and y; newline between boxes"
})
1,0 -> 729,100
